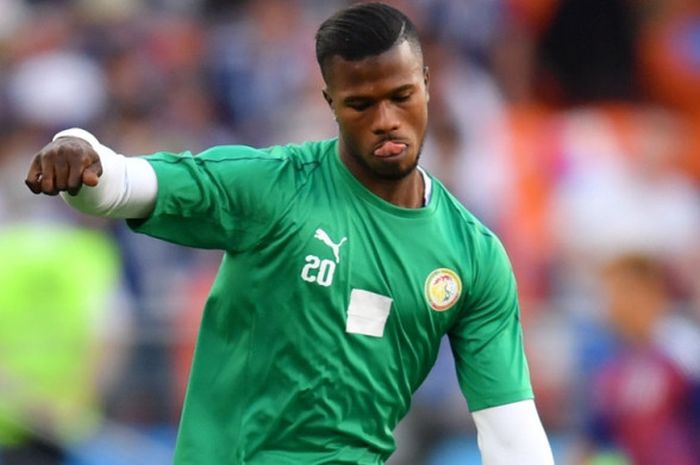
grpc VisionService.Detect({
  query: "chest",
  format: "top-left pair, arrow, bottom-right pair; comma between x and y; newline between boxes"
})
267,189 -> 471,341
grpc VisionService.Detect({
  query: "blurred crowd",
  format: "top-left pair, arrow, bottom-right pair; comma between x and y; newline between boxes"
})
1,0 -> 699,464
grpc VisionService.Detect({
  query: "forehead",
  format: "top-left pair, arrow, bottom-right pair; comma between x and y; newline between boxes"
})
325,41 -> 423,95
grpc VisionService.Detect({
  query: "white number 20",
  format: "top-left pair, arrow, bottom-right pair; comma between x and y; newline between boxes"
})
300,255 -> 336,287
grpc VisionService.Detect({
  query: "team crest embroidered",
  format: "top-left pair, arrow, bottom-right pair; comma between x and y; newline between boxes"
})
424,268 -> 462,311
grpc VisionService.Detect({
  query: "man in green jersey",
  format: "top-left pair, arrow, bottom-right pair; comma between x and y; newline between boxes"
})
25,3 -> 554,464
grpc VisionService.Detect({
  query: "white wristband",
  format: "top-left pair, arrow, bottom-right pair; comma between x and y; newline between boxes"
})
55,128 -> 157,219
472,400 -> 555,465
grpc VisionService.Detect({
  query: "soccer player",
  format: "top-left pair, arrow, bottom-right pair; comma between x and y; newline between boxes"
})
24,3 -> 554,464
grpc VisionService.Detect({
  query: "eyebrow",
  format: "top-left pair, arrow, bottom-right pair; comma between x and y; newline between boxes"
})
342,84 -> 416,105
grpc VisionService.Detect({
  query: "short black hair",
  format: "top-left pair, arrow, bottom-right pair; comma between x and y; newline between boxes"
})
315,2 -> 422,81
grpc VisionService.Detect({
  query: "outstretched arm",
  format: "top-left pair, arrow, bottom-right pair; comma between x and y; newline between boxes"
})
472,399 -> 555,465
25,128 -> 157,219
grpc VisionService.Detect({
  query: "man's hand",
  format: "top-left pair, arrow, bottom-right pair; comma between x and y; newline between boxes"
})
25,136 -> 102,196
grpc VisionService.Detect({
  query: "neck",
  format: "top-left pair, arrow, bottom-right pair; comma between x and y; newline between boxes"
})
367,171 -> 425,208
340,146 -> 424,208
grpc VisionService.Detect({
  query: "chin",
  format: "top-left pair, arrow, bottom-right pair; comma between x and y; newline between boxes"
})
371,159 -> 419,181
375,147 -> 422,180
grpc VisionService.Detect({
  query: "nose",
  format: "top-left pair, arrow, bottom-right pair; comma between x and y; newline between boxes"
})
371,101 -> 400,135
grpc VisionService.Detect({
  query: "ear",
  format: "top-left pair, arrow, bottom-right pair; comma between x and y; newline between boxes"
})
322,89 -> 338,123
322,89 -> 333,109
423,66 -> 430,103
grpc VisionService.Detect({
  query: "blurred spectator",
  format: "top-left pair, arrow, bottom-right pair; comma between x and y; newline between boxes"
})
0,225 -> 130,464
205,0 -> 317,145
578,253 -> 700,465
636,0 -> 700,185
7,50 -> 106,127
551,107 -> 700,278
537,0 -> 640,106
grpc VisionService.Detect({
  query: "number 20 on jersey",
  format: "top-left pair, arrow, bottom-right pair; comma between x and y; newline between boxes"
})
300,255 -> 336,287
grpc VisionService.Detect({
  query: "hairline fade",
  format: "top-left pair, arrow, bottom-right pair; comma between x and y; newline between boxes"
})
315,2 -> 423,82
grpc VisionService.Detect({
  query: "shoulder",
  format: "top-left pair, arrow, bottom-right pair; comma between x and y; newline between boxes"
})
430,177 -> 514,296
275,138 -> 337,169
432,177 -> 503,250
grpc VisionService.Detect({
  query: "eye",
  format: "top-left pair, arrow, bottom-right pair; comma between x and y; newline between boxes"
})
347,101 -> 372,111
392,93 -> 412,103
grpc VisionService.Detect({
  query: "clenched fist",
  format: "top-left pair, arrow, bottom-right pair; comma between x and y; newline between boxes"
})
25,136 -> 102,196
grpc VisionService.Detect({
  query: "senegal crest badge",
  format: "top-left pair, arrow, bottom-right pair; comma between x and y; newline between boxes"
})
424,268 -> 462,311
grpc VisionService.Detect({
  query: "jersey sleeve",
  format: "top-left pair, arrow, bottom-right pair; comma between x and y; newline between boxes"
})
448,234 -> 534,411
127,144 -> 304,251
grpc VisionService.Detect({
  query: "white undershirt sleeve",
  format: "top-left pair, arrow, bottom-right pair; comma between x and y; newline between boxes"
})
55,128 -> 157,219
472,399 -> 555,465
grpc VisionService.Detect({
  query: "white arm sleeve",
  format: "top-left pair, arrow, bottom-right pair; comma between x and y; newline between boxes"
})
472,399 -> 555,465
55,128 -> 157,219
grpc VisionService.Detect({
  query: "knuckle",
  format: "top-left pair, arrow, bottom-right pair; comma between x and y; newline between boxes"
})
24,179 -> 39,192
56,142 -> 80,161
55,144 -> 68,159
54,153 -> 68,167
43,149 -> 57,163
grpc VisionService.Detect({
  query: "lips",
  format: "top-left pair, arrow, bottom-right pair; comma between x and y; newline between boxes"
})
373,140 -> 407,157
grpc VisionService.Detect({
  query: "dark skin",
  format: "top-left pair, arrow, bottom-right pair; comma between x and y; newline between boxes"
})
26,40 -> 430,209
25,137 -> 101,196
323,40 -> 430,208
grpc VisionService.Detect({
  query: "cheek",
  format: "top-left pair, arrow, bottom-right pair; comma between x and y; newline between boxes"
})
339,114 -> 369,137
337,118 -> 368,151
408,100 -> 429,130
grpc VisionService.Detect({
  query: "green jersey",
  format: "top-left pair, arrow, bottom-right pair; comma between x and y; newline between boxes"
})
129,138 -> 533,464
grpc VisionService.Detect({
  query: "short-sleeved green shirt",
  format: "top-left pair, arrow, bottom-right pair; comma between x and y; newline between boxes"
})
129,139 -> 533,464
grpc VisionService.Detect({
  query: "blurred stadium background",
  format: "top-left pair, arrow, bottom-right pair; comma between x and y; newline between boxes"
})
1,0 -> 699,464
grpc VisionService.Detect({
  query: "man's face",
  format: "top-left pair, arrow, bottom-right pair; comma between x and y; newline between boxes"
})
323,40 -> 429,182
602,267 -> 664,343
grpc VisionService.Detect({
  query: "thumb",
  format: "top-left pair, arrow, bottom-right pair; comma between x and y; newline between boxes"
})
81,161 -> 103,187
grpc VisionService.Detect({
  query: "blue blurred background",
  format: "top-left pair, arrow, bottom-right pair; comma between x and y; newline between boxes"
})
1,0 -> 700,464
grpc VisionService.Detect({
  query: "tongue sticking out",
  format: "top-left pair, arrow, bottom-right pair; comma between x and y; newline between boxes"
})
374,141 -> 406,157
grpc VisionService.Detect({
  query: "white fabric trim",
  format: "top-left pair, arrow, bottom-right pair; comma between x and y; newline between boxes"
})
417,166 -> 432,206
472,399 -> 555,465
55,128 -> 157,219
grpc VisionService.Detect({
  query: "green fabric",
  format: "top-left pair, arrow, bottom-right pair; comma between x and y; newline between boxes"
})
0,225 -> 119,445
129,139 -> 533,464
